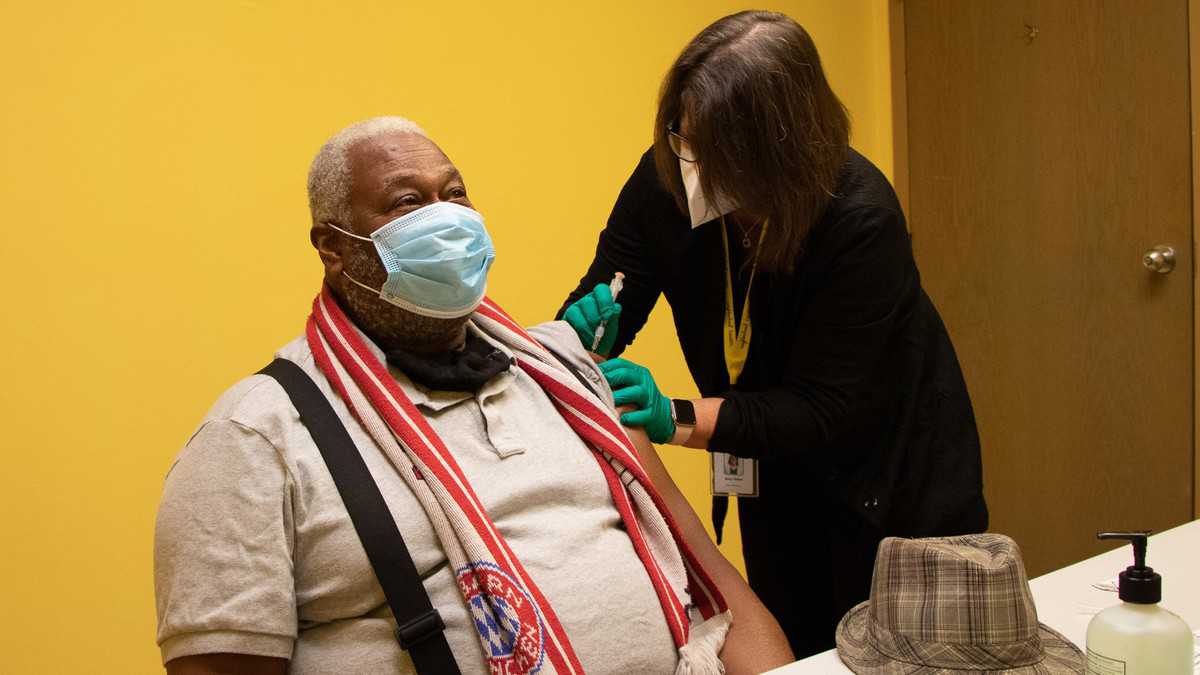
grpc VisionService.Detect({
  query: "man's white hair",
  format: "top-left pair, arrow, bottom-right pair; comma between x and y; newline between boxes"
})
307,116 -> 427,226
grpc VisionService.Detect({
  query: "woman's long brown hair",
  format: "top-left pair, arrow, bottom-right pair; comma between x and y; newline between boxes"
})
654,11 -> 850,273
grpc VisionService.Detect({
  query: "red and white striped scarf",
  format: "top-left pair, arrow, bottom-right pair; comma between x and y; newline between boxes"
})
306,287 -> 730,675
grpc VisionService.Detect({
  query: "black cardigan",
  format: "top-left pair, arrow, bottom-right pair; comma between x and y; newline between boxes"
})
560,148 -> 987,539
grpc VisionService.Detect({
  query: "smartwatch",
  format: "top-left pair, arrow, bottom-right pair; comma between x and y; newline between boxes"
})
670,399 -> 697,444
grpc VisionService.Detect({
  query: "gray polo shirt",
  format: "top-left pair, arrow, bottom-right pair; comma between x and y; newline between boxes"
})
154,320 -> 679,673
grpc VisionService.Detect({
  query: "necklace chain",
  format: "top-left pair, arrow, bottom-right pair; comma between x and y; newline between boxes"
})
733,218 -> 763,248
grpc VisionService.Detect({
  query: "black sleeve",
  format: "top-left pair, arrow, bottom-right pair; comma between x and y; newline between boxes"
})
557,150 -> 664,357
710,206 -> 914,463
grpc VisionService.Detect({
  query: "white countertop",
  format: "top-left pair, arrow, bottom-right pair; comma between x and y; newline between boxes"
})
766,519 -> 1200,674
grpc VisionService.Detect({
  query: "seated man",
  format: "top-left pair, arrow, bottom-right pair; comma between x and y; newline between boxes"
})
154,116 -> 792,675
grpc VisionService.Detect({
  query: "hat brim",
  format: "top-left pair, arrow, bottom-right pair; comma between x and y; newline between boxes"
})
835,601 -> 1085,674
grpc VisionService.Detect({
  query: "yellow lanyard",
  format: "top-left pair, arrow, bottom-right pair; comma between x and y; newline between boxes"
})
721,216 -> 768,386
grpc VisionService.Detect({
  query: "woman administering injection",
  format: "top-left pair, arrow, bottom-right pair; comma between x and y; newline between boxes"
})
559,11 -> 987,657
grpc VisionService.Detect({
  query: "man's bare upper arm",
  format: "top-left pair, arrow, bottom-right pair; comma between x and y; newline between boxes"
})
618,422 -> 795,674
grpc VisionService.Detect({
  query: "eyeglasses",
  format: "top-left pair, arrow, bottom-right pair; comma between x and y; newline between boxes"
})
668,123 -> 697,163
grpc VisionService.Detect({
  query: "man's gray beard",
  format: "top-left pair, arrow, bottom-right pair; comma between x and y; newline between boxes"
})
339,251 -> 470,354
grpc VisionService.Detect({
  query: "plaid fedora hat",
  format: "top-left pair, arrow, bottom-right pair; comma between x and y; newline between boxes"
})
836,534 -> 1084,673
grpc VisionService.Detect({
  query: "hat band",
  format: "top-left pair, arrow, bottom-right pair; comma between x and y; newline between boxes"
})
866,615 -> 1045,670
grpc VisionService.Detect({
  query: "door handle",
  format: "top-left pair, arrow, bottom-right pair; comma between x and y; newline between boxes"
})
1142,245 -> 1176,274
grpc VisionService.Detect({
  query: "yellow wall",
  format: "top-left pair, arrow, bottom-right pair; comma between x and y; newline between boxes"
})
0,2 -> 891,671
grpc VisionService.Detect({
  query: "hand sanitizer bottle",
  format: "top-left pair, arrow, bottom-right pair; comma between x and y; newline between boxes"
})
1085,531 -> 1192,674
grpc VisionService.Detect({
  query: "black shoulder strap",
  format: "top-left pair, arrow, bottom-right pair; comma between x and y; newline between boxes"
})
258,359 -> 461,675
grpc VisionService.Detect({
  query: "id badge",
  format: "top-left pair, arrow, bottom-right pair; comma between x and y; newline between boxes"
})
711,452 -> 759,497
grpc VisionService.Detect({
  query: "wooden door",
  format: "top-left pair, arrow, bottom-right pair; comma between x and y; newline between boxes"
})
903,0 -> 1195,575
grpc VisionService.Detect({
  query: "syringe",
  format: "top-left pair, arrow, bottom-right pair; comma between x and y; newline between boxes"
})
591,272 -> 625,352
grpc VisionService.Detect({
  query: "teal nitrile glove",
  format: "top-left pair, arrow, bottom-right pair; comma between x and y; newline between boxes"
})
598,357 -> 676,443
563,283 -> 623,355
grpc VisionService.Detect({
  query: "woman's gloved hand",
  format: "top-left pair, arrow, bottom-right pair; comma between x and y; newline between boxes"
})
599,357 -> 675,443
563,283 -> 623,355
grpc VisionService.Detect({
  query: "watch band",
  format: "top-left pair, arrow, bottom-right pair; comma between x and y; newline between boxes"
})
669,425 -> 694,446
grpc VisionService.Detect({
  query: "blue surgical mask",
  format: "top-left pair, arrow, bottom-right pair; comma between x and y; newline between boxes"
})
328,201 -> 496,319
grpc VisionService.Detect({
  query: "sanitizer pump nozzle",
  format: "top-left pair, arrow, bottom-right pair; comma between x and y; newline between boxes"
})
1096,531 -> 1160,604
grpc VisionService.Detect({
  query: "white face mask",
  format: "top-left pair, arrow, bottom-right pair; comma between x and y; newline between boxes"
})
680,158 -> 737,228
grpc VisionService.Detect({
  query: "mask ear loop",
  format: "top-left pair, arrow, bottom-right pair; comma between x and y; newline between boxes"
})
341,270 -> 382,295
323,221 -> 383,293
324,221 -> 373,242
